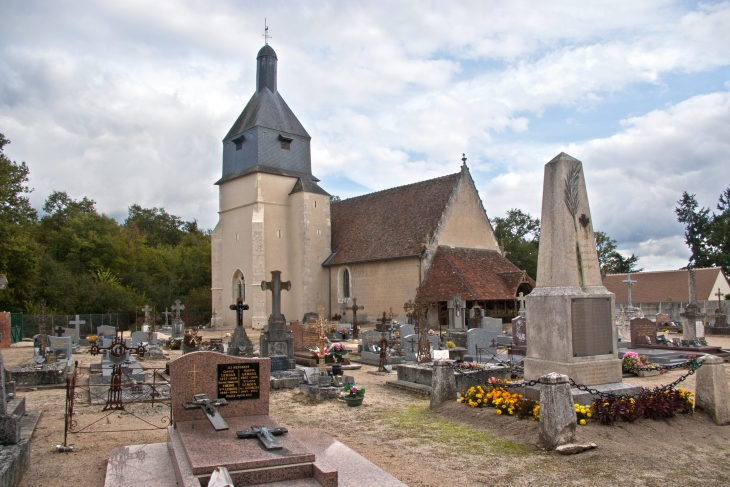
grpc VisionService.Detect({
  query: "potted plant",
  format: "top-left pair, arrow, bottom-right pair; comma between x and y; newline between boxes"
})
327,343 -> 348,363
622,351 -> 662,376
342,383 -> 365,407
338,327 -> 350,340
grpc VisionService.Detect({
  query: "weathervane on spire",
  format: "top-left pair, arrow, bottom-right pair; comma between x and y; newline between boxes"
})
263,18 -> 272,45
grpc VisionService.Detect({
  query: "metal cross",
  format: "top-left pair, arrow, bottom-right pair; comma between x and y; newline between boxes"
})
229,297 -> 250,328
306,306 -> 334,375
261,270 -> 291,322
377,312 -> 399,372
345,298 -> 364,339
262,18 -> 272,45
55,325 -> 65,337
387,307 -> 399,323
622,273 -> 637,307
172,300 -> 185,319
237,425 -> 288,450
461,153 -> 467,166
183,393 -> 229,431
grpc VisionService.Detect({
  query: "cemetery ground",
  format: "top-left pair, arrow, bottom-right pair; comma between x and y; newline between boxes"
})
3,332 -> 730,487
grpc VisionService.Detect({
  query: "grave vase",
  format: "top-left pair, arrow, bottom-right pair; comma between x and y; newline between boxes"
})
343,395 -> 364,407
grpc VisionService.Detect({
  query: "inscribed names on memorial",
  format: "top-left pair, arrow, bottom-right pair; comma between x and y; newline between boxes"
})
218,363 -> 260,400
571,298 -> 613,357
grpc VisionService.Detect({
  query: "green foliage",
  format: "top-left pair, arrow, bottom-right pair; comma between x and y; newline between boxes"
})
0,132 -> 211,315
595,231 -> 643,274
329,195 -> 341,203
493,209 -> 540,279
675,187 -> 730,272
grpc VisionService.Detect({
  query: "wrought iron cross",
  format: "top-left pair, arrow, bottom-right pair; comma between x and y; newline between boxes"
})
261,270 -> 291,321
229,297 -> 250,328
262,18 -> 272,45
622,273 -> 637,307
346,298 -> 364,339
306,306 -> 333,375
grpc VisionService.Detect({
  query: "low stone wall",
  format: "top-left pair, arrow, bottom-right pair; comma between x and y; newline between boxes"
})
0,437 -> 30,487
10,362 -> 68,386
396,363 -> 511,391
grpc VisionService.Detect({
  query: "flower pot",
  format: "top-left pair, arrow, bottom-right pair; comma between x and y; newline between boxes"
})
344,396 -> 364,407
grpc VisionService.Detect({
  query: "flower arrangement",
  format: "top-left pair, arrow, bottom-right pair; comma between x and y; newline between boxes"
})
338,327 -> 349,335
574,403 -> 592,425
312,346 -> 332,358
591,387 -> 694,425
87,335 -> 98,344
428,329 -> 436,336
458,380 -> 539,420
327,343 -> 347,353
455,362 -> 483,371
446,340 -> 455,349
343,383 -> 365,397
622,351 -> 662,373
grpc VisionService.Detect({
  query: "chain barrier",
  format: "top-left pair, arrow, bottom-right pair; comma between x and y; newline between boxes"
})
450,357 -> 704,400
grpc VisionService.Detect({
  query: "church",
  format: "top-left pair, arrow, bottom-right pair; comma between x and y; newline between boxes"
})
210,43 -> 533,329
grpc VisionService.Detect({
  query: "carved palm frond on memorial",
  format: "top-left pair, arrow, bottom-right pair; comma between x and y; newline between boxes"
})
564,163 -> 586,289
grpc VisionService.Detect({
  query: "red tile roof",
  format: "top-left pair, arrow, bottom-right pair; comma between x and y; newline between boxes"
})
417,246 -> 535,302
326,172 -> 462,265
602,267 -> 727,303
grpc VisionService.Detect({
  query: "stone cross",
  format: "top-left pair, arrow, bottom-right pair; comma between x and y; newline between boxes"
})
161,308 -> 171,327
448,294 -> 463,317
516,292 -> 527,316
237,425 -> 288,450
55,325 -> 65,337
622,273 -> 637,307
69,315 -> 85,328
172,300 -> 185,319
229,297 -> 250,327
346,298 -> 364,339
141,305 -> 152,323
182,393 -> 229,431
260,270 -> 291,322
715,288 -> 724,312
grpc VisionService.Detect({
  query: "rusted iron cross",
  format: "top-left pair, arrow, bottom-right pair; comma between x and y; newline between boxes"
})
346,298 -> 364,339
376,311 -> 399,372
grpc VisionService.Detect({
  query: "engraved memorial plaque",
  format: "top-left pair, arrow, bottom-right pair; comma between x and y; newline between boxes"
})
217,363 -> 260,400
571,298 -> 613,357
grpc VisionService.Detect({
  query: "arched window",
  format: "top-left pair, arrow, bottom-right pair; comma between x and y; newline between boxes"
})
342,268 -> 350,299
232,270 -> 245,302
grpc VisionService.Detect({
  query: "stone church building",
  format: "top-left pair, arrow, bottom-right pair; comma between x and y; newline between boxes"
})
211,44 -> 533,328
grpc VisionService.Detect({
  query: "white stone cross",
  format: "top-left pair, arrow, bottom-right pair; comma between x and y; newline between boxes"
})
516,292 -> 527,316
161,308 -> 172,327
622,273 -> 637,307
141,304 -> 152,319
172,300 -> 185,319
69,315 -> 85,327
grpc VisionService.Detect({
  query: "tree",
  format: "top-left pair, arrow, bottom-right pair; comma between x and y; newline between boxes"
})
0,134 -> 41,311
675,191 -> 713,268
594,231 -> 643,275
41,190 -> 96,230
124,204 -> 187,247
493,209 -> 540,279
675,187 -> 730,273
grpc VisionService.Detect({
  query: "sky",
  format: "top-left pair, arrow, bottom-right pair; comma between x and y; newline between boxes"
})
1,0 -> 729,272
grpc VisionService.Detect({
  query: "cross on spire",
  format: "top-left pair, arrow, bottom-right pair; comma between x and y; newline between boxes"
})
461,153 -> 467,167
622,272 -> 637,307
263,18 -> 272,45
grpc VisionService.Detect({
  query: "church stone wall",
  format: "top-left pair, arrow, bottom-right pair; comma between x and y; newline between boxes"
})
436,173 -> 500,253
329,258 -> 420,324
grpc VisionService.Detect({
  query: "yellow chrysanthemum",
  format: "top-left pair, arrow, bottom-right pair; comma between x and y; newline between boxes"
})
579,419 -> 586,425
496,409 -> 502,415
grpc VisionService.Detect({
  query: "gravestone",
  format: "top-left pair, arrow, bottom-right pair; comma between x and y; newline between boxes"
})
656,314 -> 671,329
403,334 -> 419,362
696,320 -> 705,339
511,316 -> 527,354
258,271 -> 295,371
97,325 -> 116,339
131,331 -> 158,346
399,324 -> 415,349
630,318 -> 657,347
33,334 -> 49,360
680,269 -> 706,341
48,336 -> 72,361
360,330 -> 381,353
523,153 -> 621,386
481,317 -> 502,332
171,300 -> 186,340
447,294 -> 466,329
466,328 -> 499,361
426,335 -> 440,352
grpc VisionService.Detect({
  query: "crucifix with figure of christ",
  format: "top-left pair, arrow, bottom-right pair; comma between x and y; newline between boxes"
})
346,298 -> 364,339
181,358 -> 229,431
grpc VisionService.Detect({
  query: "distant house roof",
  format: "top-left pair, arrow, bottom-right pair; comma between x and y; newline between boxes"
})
325,172 -> 462,266
417,246 -> 535,302
602,267 -> 729,303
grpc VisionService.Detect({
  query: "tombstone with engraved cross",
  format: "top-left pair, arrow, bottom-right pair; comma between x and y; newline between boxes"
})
259,271 -> 295,371
447,294 -> 466,329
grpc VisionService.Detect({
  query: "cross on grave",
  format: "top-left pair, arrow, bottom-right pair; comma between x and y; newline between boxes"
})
716,288 -> 724,312
141,305 -> 152,321
161,308 -> 171,327
229,297 -> 250,327
346,298 -> 364,339
261,270 -> 291,322
69,314 -> 85,328
172,300 -> 185,319
90,327 -> 148,411
377,312 -> 400,372
55,325 -> 65,337
516,292 -> 527,317
237,425 -> 288,450
404,298 -> 433,363
306,306 -> 333,376
622,273 -> 637,307
182,393 -> 229,431
376,311 -> 392,334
